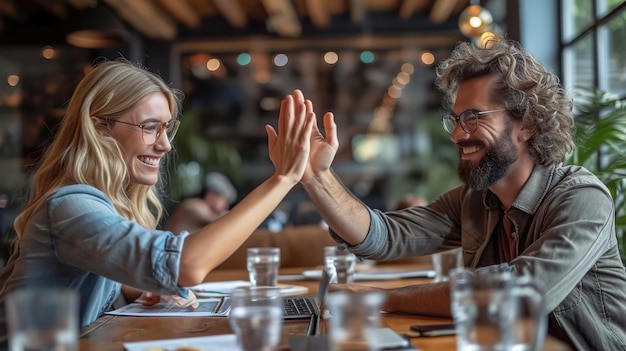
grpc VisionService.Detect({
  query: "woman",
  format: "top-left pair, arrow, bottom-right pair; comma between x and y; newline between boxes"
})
0,59 -> 315,339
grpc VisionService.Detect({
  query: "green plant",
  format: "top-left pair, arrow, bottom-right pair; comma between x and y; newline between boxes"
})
165,111 -> 242,202
566,87 -> 626,262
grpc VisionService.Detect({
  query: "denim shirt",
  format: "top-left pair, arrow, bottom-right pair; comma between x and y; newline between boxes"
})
335,164 -> 626,350
0,184 -> 189,344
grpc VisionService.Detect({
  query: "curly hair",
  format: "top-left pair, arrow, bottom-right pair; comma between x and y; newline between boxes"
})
435,37 -> 575,165
14,59 -> 183,236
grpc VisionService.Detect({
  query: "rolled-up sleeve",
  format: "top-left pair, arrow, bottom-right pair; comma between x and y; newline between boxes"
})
48,185 -> 188,297
329,208 -> 388,258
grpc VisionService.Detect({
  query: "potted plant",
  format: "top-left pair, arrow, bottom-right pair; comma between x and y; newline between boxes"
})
567,87 -> 626,263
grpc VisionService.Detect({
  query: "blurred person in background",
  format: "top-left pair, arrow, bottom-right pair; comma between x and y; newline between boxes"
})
163,172 -> 237,234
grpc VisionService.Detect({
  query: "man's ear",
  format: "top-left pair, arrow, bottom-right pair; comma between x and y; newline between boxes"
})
519,126 -> 535,142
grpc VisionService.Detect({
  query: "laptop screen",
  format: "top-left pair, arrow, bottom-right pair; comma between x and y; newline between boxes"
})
315,264 -> 336,311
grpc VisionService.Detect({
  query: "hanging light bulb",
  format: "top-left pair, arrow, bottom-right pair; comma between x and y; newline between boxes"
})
458,4 -> 494,38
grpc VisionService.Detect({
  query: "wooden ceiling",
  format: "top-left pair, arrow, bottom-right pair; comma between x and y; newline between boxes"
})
0,0 -> 472,45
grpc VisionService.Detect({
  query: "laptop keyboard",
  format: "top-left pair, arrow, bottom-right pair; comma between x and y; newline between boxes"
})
283,297 -> 316,317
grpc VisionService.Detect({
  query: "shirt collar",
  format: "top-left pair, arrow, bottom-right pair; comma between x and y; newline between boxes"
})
483,164 -> 557,215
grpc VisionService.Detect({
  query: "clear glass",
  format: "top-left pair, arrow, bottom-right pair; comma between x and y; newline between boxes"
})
229,287 -> 283,351
326,290 -> 386,351
431,247 -> 463,283
450,268 -> 547,351
246,247 -> 281,287
324,246 -> 357,284
6,288 -> 79,351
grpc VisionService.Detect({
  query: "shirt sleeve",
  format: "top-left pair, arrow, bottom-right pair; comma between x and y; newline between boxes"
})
328,207 -> 388,258
47,185 -> 188,297
330,186 -> 465,260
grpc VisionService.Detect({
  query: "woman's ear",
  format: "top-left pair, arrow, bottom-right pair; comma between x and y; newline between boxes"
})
90,116 -> 111,135
91,116 -> 109,131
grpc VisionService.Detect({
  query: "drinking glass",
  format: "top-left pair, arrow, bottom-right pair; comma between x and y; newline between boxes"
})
325,290 -> 386,351
247,247 -> 280,287
229,286 -> 283,351
324,246 -> 357,284
431,247 -> 463,282
450,267 -> 547,351
6,287 -> 79,351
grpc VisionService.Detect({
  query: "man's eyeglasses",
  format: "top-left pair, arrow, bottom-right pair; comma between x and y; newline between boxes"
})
99,117 -> 180,145
440,109 -> 507,135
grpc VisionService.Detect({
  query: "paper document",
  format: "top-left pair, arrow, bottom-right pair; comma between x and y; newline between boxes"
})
106,297 -> 230,317
124,334 -> 237,351
191,280 -> 308,297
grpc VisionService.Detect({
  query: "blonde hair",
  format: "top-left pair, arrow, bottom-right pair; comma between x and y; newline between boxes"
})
14,59 -> 183,236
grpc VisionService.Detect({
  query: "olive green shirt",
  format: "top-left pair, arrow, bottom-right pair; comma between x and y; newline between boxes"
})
338,164 -> 626,350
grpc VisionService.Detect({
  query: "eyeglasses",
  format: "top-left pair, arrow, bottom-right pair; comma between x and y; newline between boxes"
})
440,109 -> 507,135
100,117 -> 180,145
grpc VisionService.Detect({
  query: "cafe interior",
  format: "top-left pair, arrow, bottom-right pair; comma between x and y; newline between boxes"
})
1,0 -> 624,222
0,0 -> 625,350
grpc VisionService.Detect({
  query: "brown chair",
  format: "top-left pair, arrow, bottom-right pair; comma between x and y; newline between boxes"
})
213,225 -> 336,270
212,225 -> 433,270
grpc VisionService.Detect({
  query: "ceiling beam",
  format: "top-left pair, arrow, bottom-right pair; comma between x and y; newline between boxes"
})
261,0 -> 301,37
349,0 -> 365,23
429,0 -> 458,23
66,0 -> 96,9
156,0 -> 201,28
104,0 -> 177,39
34,0 -> 68,19
0,0 -> 19,19
399,0 -> 430,19
185,0 -> 217,16
212,0 -> 248,28
304,0 -> 330,27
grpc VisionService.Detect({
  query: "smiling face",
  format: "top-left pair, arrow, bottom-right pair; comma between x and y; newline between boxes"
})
450,75 -> 528,190
108,92 -> 173,185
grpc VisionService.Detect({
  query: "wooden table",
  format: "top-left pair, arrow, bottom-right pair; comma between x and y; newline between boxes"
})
79,266 -> 571,351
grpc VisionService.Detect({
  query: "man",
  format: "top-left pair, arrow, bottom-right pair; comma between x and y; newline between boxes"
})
163,172 -> 237,234
300,37 -> 626,350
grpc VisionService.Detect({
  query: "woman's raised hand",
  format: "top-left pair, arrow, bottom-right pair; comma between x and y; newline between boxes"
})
265,89 -> 316,185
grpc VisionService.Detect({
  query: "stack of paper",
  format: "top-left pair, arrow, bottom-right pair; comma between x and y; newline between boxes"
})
106,297 -> 230,317
191,280 -> 308,297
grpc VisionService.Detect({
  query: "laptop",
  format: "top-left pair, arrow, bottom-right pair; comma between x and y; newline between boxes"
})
284,267 -> 412,349
282,265 -> 336,335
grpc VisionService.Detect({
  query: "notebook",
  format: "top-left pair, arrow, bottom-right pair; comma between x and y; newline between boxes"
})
282,265 -> 336,335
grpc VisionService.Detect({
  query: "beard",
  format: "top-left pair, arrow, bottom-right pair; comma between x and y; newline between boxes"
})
457,125 -> 518,190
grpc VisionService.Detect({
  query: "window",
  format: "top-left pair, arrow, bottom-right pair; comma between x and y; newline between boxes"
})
561,0 -> 626,97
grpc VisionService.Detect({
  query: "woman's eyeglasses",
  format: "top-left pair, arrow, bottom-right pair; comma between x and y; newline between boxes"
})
440,109 -> 507,135
99,117 -> 180,145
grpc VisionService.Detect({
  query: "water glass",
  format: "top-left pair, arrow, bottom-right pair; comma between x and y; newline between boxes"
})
326,290 -> 386,351
431,247 -> 463,282
229,286 -> 283,351
324,246 -> 357,284
6,287 -> 79,351
247,247 -> 280,287
450,267 -> 547,351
